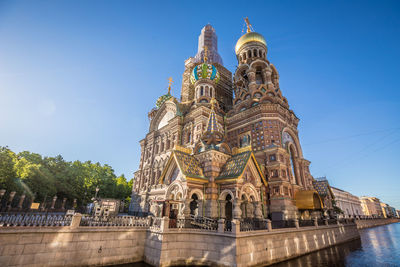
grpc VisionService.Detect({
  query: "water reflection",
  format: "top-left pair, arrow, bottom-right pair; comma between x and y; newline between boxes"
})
272,222 -> 400,267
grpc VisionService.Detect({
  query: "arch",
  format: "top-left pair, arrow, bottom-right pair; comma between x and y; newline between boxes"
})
189,188 -> 204,200
249,59 -> 268,70
281,127 -> 303,158
165,180 -> 185,201
247,50 -> 251,58
260,96 -> 274,104
239,183 -> 260,202
219,189 -> 234,201
253,49 -> 258,57
219,143 -> 231,154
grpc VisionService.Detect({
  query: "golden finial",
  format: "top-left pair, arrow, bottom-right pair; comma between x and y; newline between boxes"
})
167,77 -> 173,94
203,46 -> 209,63
210,97 -> 217,110
244,17 -> 252,33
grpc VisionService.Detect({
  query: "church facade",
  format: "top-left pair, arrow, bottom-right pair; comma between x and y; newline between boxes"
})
130,21 -> 324,221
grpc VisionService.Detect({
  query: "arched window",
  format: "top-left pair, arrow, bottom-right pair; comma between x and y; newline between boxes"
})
166,140 -> 170,150
289,145 -> 300,185
247,50 -> 251,58
253,49 -> 257,57
155,144 -> 159,154
160,142 -> 164,152
255,67 -> 263,85
200,86 -> 204,96
187,132 -> 191,144
243,53 -> 246,60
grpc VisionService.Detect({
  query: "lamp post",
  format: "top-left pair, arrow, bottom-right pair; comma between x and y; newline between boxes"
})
95,187 -> 100,199
0,189 -> 6,211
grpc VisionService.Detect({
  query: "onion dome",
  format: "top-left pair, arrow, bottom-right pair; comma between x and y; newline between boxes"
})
190,63 -> 220,85
156,93 -> 172,108
235,32 -> 267,55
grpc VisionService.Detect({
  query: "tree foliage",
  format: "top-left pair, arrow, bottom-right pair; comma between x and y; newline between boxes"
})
0,146 -> 132,206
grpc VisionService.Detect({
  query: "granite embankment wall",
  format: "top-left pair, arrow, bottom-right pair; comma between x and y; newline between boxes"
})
0,227 -> 147,267
356,218 -> 400,229
144,223 -> 360,267
2,218 -> 398,267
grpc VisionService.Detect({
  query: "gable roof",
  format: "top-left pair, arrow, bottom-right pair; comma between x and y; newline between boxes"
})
216,149 -> 267,186
159,147 -> 207,184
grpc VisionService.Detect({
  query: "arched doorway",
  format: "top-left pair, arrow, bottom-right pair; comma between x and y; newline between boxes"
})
225,194 -> 233,220
190,194 -> 199,216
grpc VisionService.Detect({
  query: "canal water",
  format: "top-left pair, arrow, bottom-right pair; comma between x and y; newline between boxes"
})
113,222 -> 400,267
271,222 -> 400,267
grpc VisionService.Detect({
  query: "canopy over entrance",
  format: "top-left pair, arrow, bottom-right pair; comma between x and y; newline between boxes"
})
295,190 -> 324,210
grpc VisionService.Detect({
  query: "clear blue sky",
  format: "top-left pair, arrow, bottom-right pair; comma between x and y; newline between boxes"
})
1,0 -> 399,208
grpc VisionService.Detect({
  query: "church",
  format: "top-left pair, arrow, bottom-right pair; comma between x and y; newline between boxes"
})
130,19 -> 324,222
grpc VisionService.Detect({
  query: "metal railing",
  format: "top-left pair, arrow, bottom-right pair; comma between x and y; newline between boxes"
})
239,218 -> 268,231
79,215 -> 149,227
168,215 -> 218,230
225,220 -> 232,232
0,212 -> 73,227
271,220 -> 296,229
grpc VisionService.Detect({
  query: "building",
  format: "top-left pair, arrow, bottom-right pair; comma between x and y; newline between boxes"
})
331,187 -> 364,218
360,196 -> 383,217
312,177 -> 335,217
130,20 -> 324,221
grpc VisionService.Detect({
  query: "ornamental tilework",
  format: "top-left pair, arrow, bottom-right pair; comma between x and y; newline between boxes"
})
312,180 -> 330,197
217,151 -> 252,179
174,151 -> 205,179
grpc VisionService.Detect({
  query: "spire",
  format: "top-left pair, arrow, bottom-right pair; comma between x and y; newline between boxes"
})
202,98 -> 224,146
194,24 -> 223,65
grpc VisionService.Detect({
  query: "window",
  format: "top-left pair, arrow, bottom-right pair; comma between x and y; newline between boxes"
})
269,154 -> 276,161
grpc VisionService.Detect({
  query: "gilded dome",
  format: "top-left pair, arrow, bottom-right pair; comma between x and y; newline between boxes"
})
156,93 -> 172,108
190,63 -> 220,85
235,32 -> 267,54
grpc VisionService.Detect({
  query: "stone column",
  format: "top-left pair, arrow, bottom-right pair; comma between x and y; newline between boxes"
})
324,218 -> 329,226
197,200 -> 203,217
61,198 -> 67,210
246,202 -> 254,218
254,201 -> 263,219
247,71 -> 257,91
313,217 -> 318,227
233,199 -> 242,219
183,199 -> 191,217
219,200 -> 226,219
161,216 -> 170,232
7,191 -> 16,211
51,196 -> 57,209
17,194 -> 26,210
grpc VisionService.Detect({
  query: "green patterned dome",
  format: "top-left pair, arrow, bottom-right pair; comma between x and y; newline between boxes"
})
190,63 -> 220,85
156,93 -> 172,108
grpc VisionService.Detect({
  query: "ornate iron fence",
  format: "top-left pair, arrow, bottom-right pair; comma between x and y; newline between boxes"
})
168,215 -> 218,230
79,215 -> 149,227
298,220 -> 315,227
225,220 -> 232,232
0,212 -> 73,227
271,220 -> 296,229
239,218 -> 268,231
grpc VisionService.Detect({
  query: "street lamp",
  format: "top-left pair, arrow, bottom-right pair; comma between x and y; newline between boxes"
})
95,187 -> 100,199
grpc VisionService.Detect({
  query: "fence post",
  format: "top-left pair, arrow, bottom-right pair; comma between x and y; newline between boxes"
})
231,219 -> 240,234
70,213 -> 82,229
218,219 -> 225,233
294,218 -> 299,229
313,217 -> 318,227
266,219 -> 272,231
